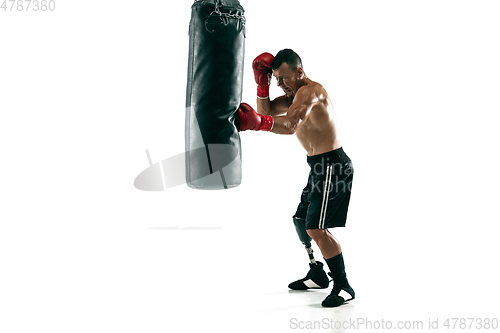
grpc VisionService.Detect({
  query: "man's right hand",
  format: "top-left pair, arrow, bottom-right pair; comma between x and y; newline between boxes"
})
252,52 -> 274,98
236,103 -> 274,132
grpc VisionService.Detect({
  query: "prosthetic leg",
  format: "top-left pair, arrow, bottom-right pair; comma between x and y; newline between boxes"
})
288,217 -> 330,290
293,216 -> 315,264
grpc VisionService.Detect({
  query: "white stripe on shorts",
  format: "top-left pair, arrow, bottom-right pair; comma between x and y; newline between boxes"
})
319,165 -> 333,229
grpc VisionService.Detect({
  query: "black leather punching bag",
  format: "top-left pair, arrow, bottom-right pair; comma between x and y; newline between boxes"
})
185,0 -> 245,190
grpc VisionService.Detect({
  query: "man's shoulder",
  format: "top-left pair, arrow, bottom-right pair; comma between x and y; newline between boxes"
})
295,81 -> 326,103
298,80 -> 325,95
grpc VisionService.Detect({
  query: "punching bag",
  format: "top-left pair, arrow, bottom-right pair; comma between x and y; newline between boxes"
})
185,0 -> 246,190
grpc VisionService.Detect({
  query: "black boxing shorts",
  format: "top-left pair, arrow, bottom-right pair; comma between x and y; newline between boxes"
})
294,147 -> 353,229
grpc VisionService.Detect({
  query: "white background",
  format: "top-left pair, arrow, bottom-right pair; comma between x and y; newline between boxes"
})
1,0 -> 499,332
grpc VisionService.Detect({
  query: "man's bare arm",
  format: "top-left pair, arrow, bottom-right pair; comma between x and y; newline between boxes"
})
256,95 -> 292,117
271,87 -> 317,135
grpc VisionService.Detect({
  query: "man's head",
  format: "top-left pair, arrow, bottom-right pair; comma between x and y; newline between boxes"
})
271,49 -> 304,96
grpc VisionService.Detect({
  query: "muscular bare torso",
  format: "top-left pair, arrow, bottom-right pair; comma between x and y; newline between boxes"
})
289,81 -> 341,156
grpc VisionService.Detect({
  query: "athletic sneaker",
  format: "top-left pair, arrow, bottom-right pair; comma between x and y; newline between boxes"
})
288,261 -> 330,290
321,272 -> 355,307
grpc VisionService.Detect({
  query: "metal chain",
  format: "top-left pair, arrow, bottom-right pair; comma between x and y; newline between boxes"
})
213,0 -> 246,24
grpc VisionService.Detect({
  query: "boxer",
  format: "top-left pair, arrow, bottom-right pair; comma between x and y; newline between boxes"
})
237,49 -> 355,307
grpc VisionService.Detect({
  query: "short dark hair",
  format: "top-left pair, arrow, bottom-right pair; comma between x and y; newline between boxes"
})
271,49 -> 302,71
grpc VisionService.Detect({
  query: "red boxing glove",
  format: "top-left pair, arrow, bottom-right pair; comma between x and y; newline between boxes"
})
252,52 -> 274,98
236,103 -> 274,132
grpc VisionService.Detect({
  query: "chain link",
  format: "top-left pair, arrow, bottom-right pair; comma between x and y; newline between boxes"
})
212,0 -> 246,24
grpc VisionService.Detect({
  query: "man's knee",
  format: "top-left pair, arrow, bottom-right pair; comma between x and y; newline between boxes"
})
306,228 -> 329,242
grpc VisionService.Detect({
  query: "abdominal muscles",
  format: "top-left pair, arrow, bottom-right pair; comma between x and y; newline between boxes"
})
295,104 -> 341,156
